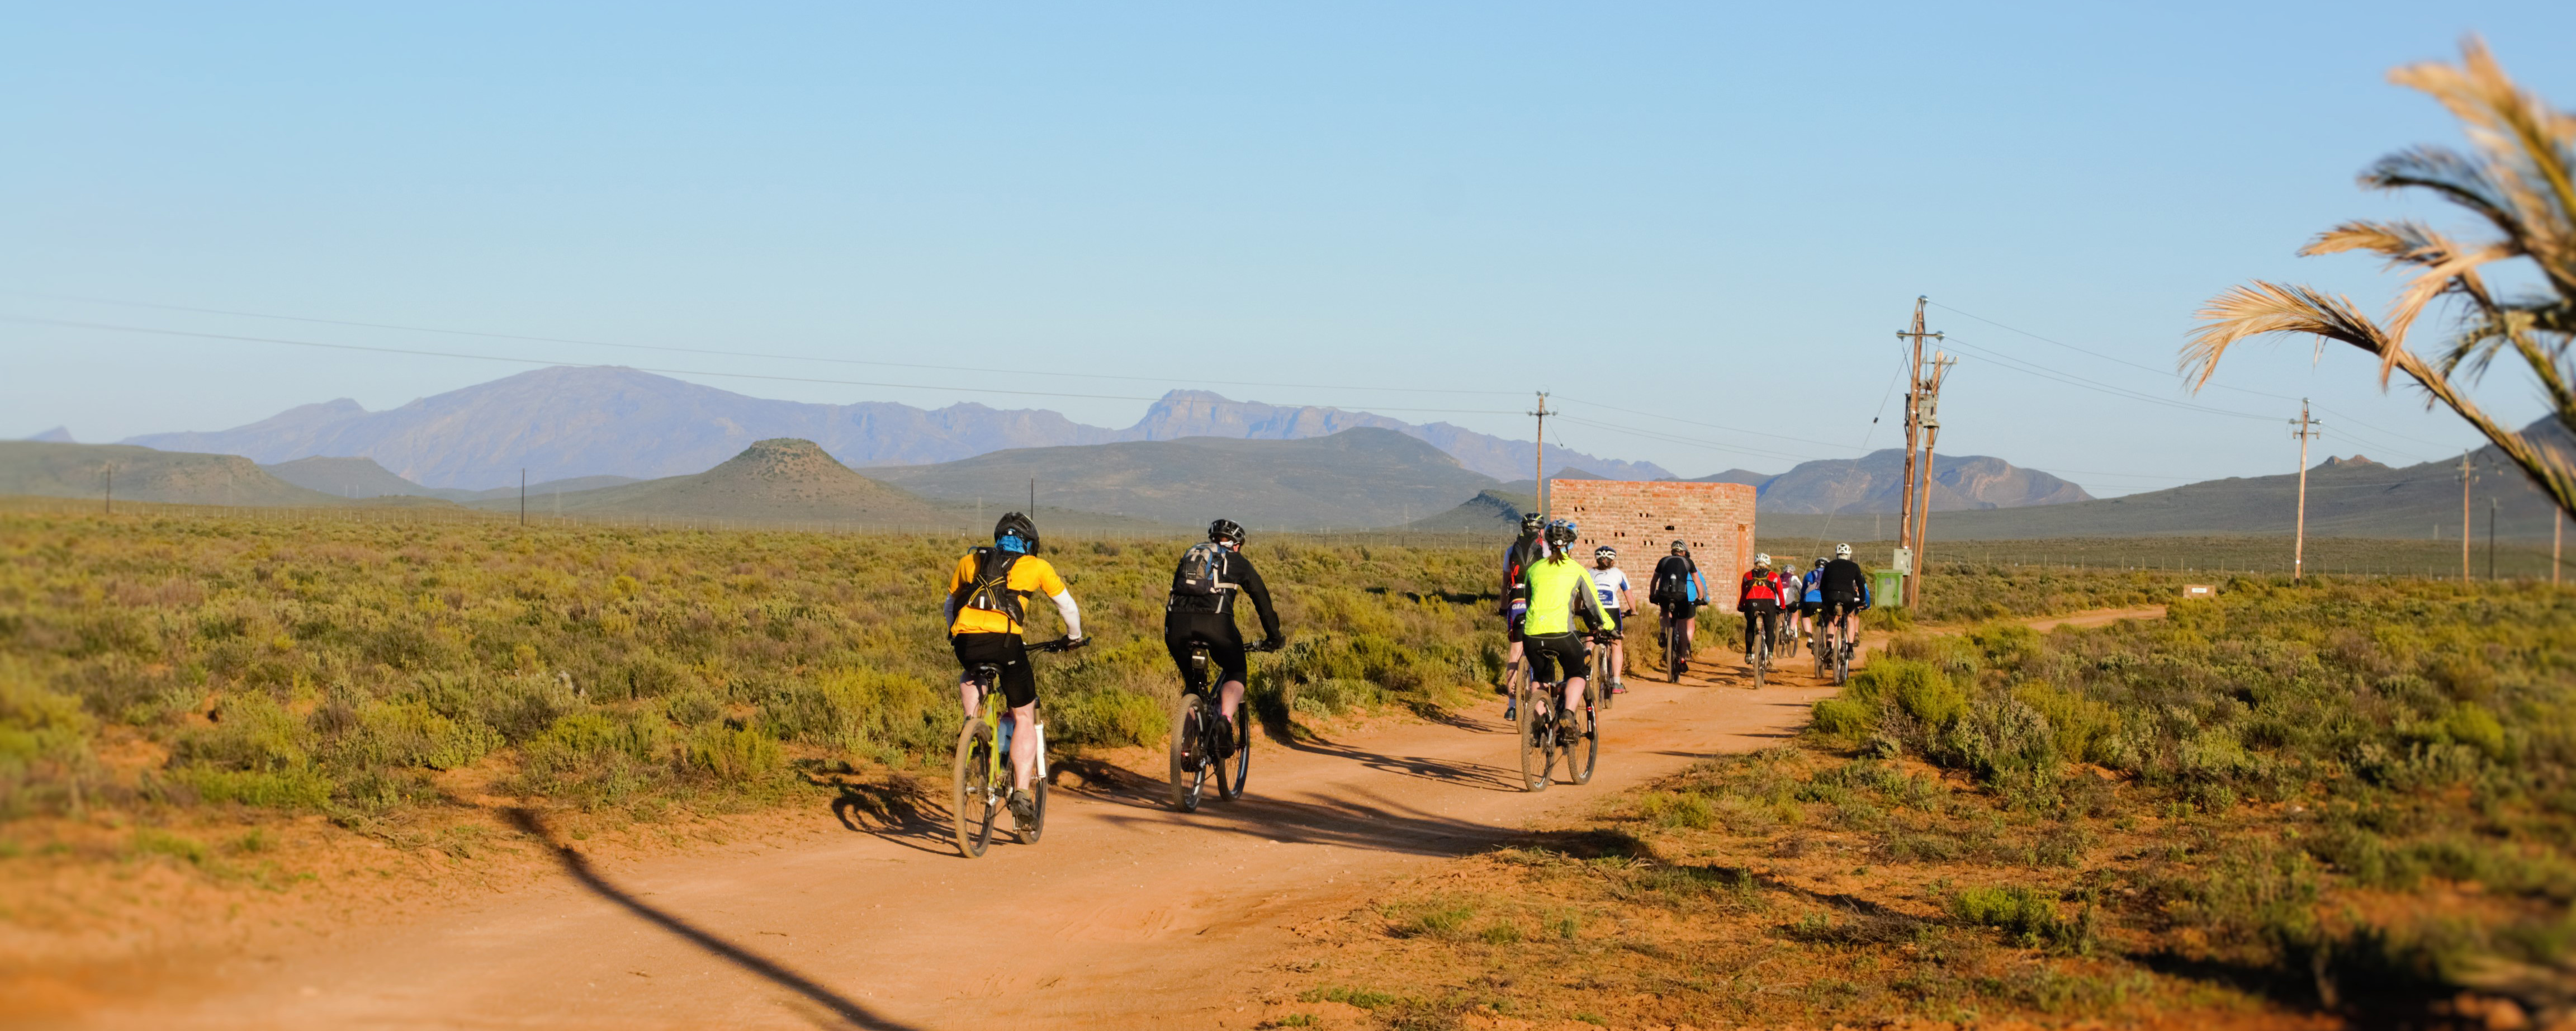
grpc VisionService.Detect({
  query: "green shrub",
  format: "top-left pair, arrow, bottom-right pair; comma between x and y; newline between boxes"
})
1810,697 -> 1877,741
1638,789 -> 1716,829
684,724 -> 783,785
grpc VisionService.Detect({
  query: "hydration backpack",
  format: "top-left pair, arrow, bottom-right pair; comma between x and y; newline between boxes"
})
1172,541 -> 1232,598
951,547 -> 1026,624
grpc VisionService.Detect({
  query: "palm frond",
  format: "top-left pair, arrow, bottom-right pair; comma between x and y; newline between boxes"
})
2184,282 -> 2400,389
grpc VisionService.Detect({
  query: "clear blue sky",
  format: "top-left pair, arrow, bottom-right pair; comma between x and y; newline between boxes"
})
6,3 -> 2572,495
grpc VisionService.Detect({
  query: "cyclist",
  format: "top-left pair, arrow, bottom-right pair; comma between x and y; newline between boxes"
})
1589,545 -> 1634,696
1164,518 -> 1282,759
1771,561 -> 1805,654
1817,543 -> 1873,659
1497,512 -> 1546,708
1522,521 -> 1617,725
1648,540 -> 1709,675
1737,553 -> 1786,668
1795,557 -> 1828,652
945,512 -> 1086,828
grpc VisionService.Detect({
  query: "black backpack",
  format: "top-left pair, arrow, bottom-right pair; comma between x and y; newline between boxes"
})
951,547 -> 1026,624
1172,541 -> 1231,598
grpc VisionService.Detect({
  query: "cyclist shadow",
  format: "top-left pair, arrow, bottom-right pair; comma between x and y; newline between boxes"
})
1278,732 -> 1526,795
503,807 -> 928,1031
1093,783 -> 1528,859
807,768 -> 955,858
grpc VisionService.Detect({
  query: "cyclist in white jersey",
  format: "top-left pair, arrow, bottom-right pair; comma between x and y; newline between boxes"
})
1589,546 -> 1634,695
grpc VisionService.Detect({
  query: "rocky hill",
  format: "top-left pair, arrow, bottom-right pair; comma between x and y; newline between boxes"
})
124,366 -> 1667,488
262,455 -> 636,502
0,441 -> 342,507
472,438 -> 944,524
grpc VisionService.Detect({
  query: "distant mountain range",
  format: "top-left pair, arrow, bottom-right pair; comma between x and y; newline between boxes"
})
122,366 -> 1670,489
1732,450 -> 2092,514
859,427 -> 1495,529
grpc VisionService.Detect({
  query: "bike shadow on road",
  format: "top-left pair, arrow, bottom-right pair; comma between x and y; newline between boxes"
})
1087,781 -> 1547,859
1275,732 -> 1527,794
807,769 -> 956,858
504,807 -> 930,1031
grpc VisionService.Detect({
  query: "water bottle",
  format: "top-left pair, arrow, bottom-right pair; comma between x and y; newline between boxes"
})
997,715 -> 1015,753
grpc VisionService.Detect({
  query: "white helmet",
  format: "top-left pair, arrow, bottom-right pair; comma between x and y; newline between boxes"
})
1835,543 -> 1853,559
1754,552 -> 1772,569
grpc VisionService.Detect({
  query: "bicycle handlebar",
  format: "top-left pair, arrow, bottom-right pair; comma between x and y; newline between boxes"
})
1028,636 -> 1089,653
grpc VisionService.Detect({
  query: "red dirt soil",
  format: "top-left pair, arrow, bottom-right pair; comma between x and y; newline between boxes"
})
8,609 -> 2168,1030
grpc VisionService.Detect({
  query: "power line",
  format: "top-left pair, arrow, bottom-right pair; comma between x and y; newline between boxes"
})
0,289 -> 1527,398
1927,298 -> 2463,453
4,316 -> 1528,418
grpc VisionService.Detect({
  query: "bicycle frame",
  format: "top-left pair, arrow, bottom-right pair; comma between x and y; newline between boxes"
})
953,637 -> 1077,859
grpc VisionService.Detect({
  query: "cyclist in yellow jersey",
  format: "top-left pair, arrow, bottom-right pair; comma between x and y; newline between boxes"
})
944,512 -> 1086,825
1520,521 -> 1617,723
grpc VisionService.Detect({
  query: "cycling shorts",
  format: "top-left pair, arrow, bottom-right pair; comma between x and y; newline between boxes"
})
1164,612 -> 1247,693
953,632 -> 1036,708
1659,599 -> 1699,622
1607,609 -> 1625,634
1798,600 -> 1821,618
1523,631 -> 1592,684
1820,598 -> 1863,626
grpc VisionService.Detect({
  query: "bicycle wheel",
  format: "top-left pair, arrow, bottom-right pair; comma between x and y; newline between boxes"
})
1569,675 -> 1598,785
1168,694 -> 1209,812
1514,666 -> 1547,792
1665,622 -> 1683,683
1591,645 -> 1614,711
1835,640 -> 1852,686
951,720 -> 998,858
1753,636 -> 1767,689
1219,699 -> 1251,801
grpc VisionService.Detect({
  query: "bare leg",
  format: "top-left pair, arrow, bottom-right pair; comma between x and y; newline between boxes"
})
1609,639 -> 1625,677
957,680 -> 979,719
1007,701 -> 1039,791
1218,679 -> 1244,721
1561,676 -> 1585,712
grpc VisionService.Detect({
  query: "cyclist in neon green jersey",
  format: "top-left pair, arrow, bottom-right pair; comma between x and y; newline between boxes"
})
1521,521 -> 1618,723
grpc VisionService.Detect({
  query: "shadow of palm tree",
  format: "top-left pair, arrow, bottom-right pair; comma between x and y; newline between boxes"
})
503,807 -> 929,1031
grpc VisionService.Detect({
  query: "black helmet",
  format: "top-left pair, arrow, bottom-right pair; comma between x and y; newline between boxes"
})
1544,521 -> 1579,548
993,512 -> 1039,553
1518,512 -> 1543,536
1670,539 -> 1688,554
1208,518 -> 1246,546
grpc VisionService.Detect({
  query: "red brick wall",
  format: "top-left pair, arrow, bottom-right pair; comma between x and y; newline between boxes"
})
1549,480 -> 1757,613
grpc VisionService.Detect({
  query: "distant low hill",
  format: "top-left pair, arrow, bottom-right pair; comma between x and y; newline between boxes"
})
0,441 -> 342,507
861,427 -> 1499,529
263,456 -> 636,502
125,366 -> 1669,488
1403,489 -> 1533,534
1758,419 -> 2573,542
468,438 -> 945,524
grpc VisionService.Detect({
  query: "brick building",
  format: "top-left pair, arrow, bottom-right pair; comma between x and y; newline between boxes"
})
1549,479 -> 1757,613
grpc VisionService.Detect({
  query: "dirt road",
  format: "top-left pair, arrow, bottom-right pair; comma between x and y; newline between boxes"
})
54,609 -> 2162,1030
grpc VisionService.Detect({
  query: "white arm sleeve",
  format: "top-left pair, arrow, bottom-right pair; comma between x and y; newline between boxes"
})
1049,589 -> 1083,639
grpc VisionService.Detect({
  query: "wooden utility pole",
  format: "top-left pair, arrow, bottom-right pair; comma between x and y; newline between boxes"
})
1912,353 -> 1954,598
2556,509 -> 2563,587
1895,298 -> 1943,606
2489,498 -> 2499,581
102,464 -> 112,514
1531,391 -> 1555,518
2290,400 -> 2320,581
2458,451 -> 2475,584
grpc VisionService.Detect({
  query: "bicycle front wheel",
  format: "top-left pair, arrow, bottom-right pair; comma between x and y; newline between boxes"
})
952,720 -> 998,858
1169,694 -> 1209,812
1219,699 -> 1251,801
1665,623 -> 1683,683
1514,667 -> 1547,792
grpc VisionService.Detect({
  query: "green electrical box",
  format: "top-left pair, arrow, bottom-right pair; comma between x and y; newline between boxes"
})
1872,568 -> 1905,608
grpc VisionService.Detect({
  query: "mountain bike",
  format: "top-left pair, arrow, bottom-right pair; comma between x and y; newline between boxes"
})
1748,612 -> 1772,689
1821,607 -> 1855,686
1169,639 -> 1276,812
1515,632 -> 1612,791
953,636 -> 1083,859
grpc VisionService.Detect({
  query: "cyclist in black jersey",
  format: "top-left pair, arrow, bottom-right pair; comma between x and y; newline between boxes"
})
1816,543 -> 1873,651
1164,519 -> 1283,758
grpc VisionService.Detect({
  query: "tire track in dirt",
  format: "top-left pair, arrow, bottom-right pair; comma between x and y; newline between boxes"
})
58,607 -> 2166,1030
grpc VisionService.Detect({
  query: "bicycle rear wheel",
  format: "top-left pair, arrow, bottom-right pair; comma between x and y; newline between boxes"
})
951,720 -> 998,858
1834,639 -> 1852,685
1592,644 -> 1614,710
1513,666 -> 1547,792
1753,637 -> 1767,688
1169,694 -> 1209,812
1665,622 -> 1683,683
1569,676 -> 1598,785
1219,700 -> 1251,801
